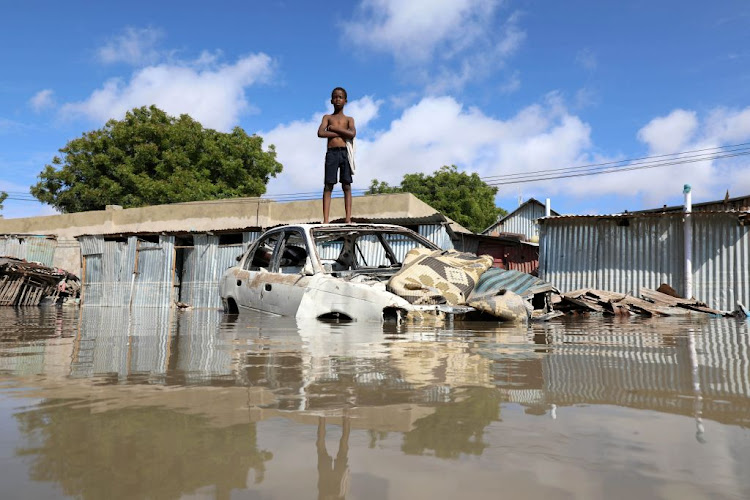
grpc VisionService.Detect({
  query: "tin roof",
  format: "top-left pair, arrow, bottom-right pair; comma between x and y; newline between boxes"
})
539,210 -> 750,223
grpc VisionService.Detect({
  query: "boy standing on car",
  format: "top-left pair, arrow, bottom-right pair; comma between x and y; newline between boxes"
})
317,87 -> 356,223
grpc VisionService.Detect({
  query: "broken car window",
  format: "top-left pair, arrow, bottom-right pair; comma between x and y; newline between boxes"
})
277,230 -> 310,273
244,233 -> 281,271
353,234 -> 390,267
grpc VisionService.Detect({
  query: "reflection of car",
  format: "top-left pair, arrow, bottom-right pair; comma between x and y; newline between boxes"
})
219,224 -> 472,322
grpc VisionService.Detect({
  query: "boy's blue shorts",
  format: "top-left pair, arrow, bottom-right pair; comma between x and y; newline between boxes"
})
324,147 -> 352,185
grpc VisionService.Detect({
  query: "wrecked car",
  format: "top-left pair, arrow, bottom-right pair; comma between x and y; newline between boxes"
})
219,224 -> 491,322
219,224 -> 554,323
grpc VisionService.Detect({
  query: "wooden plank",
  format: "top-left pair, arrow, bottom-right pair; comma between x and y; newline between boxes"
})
641,288 -> 727,315
563,288 -> 594,298
640,288 -> 688,307
559,296 -> 604,312
586,290 -> 628,302
682,303 -> 727,316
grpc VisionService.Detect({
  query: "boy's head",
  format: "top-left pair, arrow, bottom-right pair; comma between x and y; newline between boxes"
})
331,87 -> 347,100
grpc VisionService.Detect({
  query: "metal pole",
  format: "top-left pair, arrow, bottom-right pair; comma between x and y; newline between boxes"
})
688,329 -> 705,443
684,184 -> 693,299
545,198 -> 551,217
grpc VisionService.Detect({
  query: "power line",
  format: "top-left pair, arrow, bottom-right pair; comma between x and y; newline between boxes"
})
484,150 -> 750,186
482,150 -> 750,185
4,196 -> 40,202
479,143 -> 750,182
3,143 -> 748,205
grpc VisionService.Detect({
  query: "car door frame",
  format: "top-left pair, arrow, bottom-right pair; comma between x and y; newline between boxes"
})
236,229 -> 284,313
259,228 -> 314,316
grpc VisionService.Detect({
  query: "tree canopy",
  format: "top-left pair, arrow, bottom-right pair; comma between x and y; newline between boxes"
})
30,106 -> 283,213
0,191 -> 7,212
366,165 -> 506,233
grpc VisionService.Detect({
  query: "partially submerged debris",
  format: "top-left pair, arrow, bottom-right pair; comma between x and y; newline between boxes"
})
0,257 -> 80,306
556,286 -> 730,318
388,250 -> 559,323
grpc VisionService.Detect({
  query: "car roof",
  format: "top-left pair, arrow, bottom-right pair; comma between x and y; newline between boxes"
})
270,223 -> 418,232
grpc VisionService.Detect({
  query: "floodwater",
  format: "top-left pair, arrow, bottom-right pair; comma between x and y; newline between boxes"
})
0,307 -> 749,500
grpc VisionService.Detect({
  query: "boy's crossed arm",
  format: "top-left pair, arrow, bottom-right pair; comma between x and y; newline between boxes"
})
317,116 -> 356,140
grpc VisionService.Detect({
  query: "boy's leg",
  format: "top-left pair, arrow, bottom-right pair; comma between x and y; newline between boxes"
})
342,183 -> 352,223
339,150 -> 353,224
322,183 -> 334,223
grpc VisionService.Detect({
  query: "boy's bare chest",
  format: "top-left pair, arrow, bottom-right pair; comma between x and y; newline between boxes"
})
329,115 -> 349,128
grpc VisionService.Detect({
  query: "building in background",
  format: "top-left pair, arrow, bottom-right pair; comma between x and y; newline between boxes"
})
482,198 -> 559,242
465,198 -> 559,275
538,194 -> 750,312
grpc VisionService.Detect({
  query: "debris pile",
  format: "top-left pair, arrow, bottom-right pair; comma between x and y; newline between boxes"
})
0,257 -> 80,306
553,285 -> 729,317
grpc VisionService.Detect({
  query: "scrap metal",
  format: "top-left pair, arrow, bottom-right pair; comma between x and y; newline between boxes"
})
0,257 -> 80,306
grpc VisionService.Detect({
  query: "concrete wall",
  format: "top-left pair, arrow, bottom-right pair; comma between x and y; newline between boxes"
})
0,193 -> 469,275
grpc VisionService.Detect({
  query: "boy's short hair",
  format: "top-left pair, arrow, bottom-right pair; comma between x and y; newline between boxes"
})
331,87 -> 347,99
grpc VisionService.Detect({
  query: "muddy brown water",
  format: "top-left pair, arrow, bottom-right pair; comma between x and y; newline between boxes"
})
0,307 -> 748,499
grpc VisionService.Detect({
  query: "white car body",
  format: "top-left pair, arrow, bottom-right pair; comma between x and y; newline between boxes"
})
219,224 -> 472,322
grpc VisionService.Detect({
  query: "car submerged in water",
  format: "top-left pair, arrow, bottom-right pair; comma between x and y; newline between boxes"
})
219,223 -> 480,322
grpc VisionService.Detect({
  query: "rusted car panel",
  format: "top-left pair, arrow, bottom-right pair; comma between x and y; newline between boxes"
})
219,224 -> 470,322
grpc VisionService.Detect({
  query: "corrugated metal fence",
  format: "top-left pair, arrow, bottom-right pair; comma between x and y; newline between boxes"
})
497,202 -> 547,239
80,232 -> 260,309
418,224 -> 454,250
539,212 -> 750,311
0,235 -> 57,266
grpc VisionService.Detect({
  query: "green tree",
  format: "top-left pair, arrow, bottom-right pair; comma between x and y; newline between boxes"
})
402,387 -> 501,459
31,105 -> 283,213
0,191 -> 7,212
367,165 -> 506,233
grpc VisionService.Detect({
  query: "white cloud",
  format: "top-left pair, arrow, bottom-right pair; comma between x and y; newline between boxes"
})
262,94 -> 593,200
29,89 -> 55,112
345,0 -> 524,90
346,0 -> 492,60
704,106 -> 750,143
343,96 -> 381,129
262,96 -> 381,195
60,53 -> 275,131
582,105 -> 750,208
637,109 -> 698,154
259,91 -> 750,213
97,27 -> 164,65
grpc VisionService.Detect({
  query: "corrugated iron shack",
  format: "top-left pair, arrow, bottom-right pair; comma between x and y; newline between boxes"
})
0,235 -> 57,266
538,210 -> 750,312
482,198 -> 559,241
74,193 -> 468,309
636,193 -> 750,214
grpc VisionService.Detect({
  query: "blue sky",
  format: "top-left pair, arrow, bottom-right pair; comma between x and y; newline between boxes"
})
2,0 -> 750,220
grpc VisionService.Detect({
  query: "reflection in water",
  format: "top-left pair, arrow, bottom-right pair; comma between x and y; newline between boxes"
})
14,403 -> 272,500
402,387 -> 500,458
317,416 -> 350,500
0,307 -> 749,498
